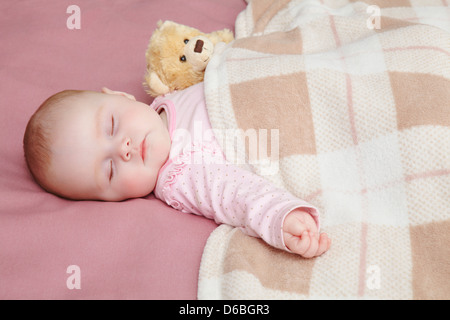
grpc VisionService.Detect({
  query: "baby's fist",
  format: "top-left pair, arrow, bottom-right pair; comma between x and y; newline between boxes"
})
283,209 -> 331,258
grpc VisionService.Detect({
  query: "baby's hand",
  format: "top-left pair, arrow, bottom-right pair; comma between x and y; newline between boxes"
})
283,209 -> 331,258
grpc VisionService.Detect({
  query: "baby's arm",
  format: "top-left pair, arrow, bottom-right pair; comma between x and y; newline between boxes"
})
283,209 -> 331,258
163,151 -> 330,257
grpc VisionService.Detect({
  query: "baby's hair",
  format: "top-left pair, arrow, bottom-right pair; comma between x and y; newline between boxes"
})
23,90 -> 83,193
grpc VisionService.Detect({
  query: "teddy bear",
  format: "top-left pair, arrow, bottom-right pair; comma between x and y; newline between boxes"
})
143,20 -> 234,97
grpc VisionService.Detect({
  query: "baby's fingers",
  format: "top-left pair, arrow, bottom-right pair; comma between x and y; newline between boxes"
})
316,233 -> 331,257
284,231 -> 311,256
285,232 -> 331,258
301,232 -> 319,258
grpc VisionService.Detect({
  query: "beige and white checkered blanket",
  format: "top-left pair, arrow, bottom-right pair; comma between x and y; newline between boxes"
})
198,0 -> 450,299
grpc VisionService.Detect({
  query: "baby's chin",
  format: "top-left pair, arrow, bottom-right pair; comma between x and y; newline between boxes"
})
108,183 -> 157,202
98,190 -> 152,202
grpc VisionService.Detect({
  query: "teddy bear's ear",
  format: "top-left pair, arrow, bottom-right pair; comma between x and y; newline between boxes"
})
145,71 -> 170,97
157,20 -> 176,31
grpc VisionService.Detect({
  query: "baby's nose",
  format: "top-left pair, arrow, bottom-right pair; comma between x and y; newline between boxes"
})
120,137 -> 131,161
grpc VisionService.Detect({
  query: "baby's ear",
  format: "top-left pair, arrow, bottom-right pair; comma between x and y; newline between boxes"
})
101,87 -> 136,101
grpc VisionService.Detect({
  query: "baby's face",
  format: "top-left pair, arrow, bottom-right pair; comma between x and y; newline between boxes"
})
47,90 -> 171,201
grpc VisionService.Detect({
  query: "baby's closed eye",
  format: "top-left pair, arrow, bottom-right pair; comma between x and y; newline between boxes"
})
110,115 -> 115,136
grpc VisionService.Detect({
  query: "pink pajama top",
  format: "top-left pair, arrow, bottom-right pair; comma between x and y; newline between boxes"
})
152,83 -> 319,252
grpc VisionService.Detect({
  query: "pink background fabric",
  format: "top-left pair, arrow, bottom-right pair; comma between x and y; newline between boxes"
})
0,0 -> 246,299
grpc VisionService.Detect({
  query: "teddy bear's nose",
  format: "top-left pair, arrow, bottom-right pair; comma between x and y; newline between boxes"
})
194,40 -> 204,53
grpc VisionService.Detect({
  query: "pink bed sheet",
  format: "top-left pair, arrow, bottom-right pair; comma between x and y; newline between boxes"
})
0,0 -> 246,299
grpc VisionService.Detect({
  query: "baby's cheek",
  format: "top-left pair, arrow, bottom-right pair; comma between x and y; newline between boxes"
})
121,173 -> 154,197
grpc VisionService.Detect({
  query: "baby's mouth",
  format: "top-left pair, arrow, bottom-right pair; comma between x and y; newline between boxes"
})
141,137 -> 146,162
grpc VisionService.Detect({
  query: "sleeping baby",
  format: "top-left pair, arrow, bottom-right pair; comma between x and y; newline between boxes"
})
23,83 -> 331,258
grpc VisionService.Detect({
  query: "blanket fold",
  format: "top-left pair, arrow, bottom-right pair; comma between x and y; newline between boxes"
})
199,0 -> 450,299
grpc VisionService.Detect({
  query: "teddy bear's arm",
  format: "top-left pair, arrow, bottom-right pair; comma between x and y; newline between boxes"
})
144,71 -> 170,97
209,29 -> 234,45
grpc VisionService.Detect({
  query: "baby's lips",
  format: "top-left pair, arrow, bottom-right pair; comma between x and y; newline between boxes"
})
140,136 -> 147,162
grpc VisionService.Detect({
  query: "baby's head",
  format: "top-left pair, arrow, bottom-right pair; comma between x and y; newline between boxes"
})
23,88 -> 171,201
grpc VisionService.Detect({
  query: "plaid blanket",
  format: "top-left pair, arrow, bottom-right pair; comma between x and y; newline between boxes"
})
198,0 -> 450,299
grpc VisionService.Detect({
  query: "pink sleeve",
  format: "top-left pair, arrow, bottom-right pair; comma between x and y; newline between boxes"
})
159,145 -> 320,252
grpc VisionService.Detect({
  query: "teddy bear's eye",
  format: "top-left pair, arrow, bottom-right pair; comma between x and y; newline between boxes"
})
184,39 -> 189,44
180,55 -> 186,62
